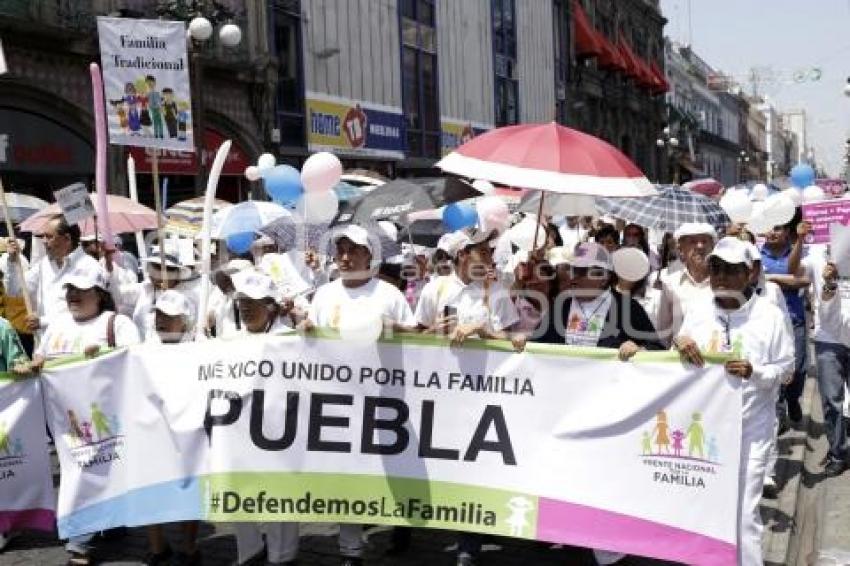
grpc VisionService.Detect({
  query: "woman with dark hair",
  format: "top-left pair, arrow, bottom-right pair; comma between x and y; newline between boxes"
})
21,264 -> 140,566
594,225 -> 621,254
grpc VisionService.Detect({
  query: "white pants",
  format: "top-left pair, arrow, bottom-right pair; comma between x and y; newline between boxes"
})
739,436 -> 769,566
234,522 -> 299,564
339,523 -> 364,557
764,418 -> 779,482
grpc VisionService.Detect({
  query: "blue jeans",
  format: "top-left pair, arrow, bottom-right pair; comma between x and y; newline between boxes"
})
815,341 -> 850,463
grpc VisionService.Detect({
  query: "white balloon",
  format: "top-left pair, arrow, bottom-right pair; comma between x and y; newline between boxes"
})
747,202 -> 773,235
782,188 -> 803,207
612,248 -> 650,282
301,152 -> 343,193
760,193 -> 796,227
257,153 -> 277,172
472,179 -> 496,195
218,23 -> 242,47
244,165 -> 261,182
476,196 -> 510,233
188,17 -> 213,41
750,183 -> 769,201
338,300 -> 384,345
720,190 -> 753,223
802,184 -> 826,203
296,190 -> 339,224
506,216 -> 540,251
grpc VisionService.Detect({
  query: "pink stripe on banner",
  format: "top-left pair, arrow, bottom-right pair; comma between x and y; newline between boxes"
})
537,498 -> 736,566
0,509 -> 55,533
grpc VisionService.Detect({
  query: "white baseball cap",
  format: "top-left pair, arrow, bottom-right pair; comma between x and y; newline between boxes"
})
231,270 -> 280,301
708,237 -> 752,268
674,222 -> 717,241
568,242 -> 613,270
436,232 -> 468,258
154,290 -> 193,318
143,253 -> 194,281
744,242 -> 762,264
62,264 -> 109,291
546,246 -> 573,267
331,224 -> 376,257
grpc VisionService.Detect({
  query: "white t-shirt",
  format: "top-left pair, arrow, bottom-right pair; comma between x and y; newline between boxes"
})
804,245 -> 847,344
308,277 -> 415,329
564,291 -> 613,347
414,274 -> 466,327
37,311 -> 140,359
451,280 -> 519,332
678,296 -> 794,440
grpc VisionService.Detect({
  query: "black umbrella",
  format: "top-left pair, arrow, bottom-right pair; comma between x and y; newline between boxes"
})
334,177 -> 481,225
397,219 -> 446,248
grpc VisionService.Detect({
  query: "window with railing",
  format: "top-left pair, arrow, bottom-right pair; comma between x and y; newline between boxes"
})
492,0 -> 518,126
400,0 -> 439,158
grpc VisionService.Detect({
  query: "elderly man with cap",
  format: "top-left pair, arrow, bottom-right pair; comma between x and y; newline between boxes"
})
300,224 -> 413,566
673,237 -> 793,566
414,228 -> 519,345
655,222 -> 717,345
5,215 -> 125,340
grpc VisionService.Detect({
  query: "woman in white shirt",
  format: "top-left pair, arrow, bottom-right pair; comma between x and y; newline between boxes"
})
25,264 -> 140,566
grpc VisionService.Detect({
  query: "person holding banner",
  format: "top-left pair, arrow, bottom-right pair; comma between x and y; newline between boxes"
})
17,262 -> 140,565
673,237 -> 794,566
226,270 -> 299,566
301,224 -> 415,566
144,290 -> 201,564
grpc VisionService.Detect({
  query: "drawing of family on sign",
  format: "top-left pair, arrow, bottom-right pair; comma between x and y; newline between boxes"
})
640,410 -> 719,464
109,75 -> 191,141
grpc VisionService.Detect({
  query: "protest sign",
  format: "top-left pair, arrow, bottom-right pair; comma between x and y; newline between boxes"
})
802,197 -> 850,244
53,183 -> 95,226
96,17 -> 193,151
0,378 -> 55,533
40,333 -> 741,565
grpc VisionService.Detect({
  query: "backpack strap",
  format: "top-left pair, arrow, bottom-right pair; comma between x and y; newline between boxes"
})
107,313 -> 117,349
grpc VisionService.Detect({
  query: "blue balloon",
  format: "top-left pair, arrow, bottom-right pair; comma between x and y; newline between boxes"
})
442,202 -> 479,231
263,165 -> 304,204
790,163 -> 815,188
226,232 -> 255,255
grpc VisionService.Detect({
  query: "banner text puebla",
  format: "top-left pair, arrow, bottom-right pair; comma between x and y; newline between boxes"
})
41,334 -> 742,565
0,378 -> 55,532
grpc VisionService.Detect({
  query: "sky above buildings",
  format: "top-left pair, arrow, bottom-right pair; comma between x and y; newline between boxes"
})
660,0 -> 850,176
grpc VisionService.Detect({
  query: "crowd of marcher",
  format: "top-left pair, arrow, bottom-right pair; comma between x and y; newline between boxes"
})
0,198 -> 847,566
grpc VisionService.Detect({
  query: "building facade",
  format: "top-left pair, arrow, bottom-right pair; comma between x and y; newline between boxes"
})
0,0 -> 268,206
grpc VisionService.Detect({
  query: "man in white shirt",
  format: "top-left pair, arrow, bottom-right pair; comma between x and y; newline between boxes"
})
414,228 -> 519,344
674,237 -> 794,566
655,222 -> 717,346
302,223 -> 413,566
6,214 -> 119,336
813,257 -> 850,476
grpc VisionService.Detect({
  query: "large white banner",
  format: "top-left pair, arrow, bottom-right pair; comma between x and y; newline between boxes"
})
0,378 -> 55,532
97,17 -> 193,151
41,334 -> 742,565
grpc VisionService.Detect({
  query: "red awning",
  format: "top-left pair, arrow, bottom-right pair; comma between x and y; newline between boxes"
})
649,61 -> 671,94
595,30 -> 627,72
572,0 -> 603,58
616,40 -> 642,81
617,36 -> 655,87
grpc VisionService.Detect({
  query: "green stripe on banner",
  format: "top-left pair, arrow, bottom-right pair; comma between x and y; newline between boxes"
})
202,472 -> 538,538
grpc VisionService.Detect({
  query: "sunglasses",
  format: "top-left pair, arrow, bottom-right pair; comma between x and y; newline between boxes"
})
569,266 -> 608,280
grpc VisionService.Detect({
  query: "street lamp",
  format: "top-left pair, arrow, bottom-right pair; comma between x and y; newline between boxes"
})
657,128 -> 682,184
185,14 -> 243,195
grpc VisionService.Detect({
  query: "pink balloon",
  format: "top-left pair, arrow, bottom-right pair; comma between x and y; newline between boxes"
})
476,196 -> 510,233
90,63 -> 115,251
301,152 -> 343,193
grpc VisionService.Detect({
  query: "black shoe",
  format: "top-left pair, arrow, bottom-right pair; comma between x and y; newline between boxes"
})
145,547 -> 173,566
340,558 -> 363,566
825,460 -> 846,478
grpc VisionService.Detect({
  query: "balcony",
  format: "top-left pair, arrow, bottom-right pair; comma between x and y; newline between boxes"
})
0,0 -> 96,33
